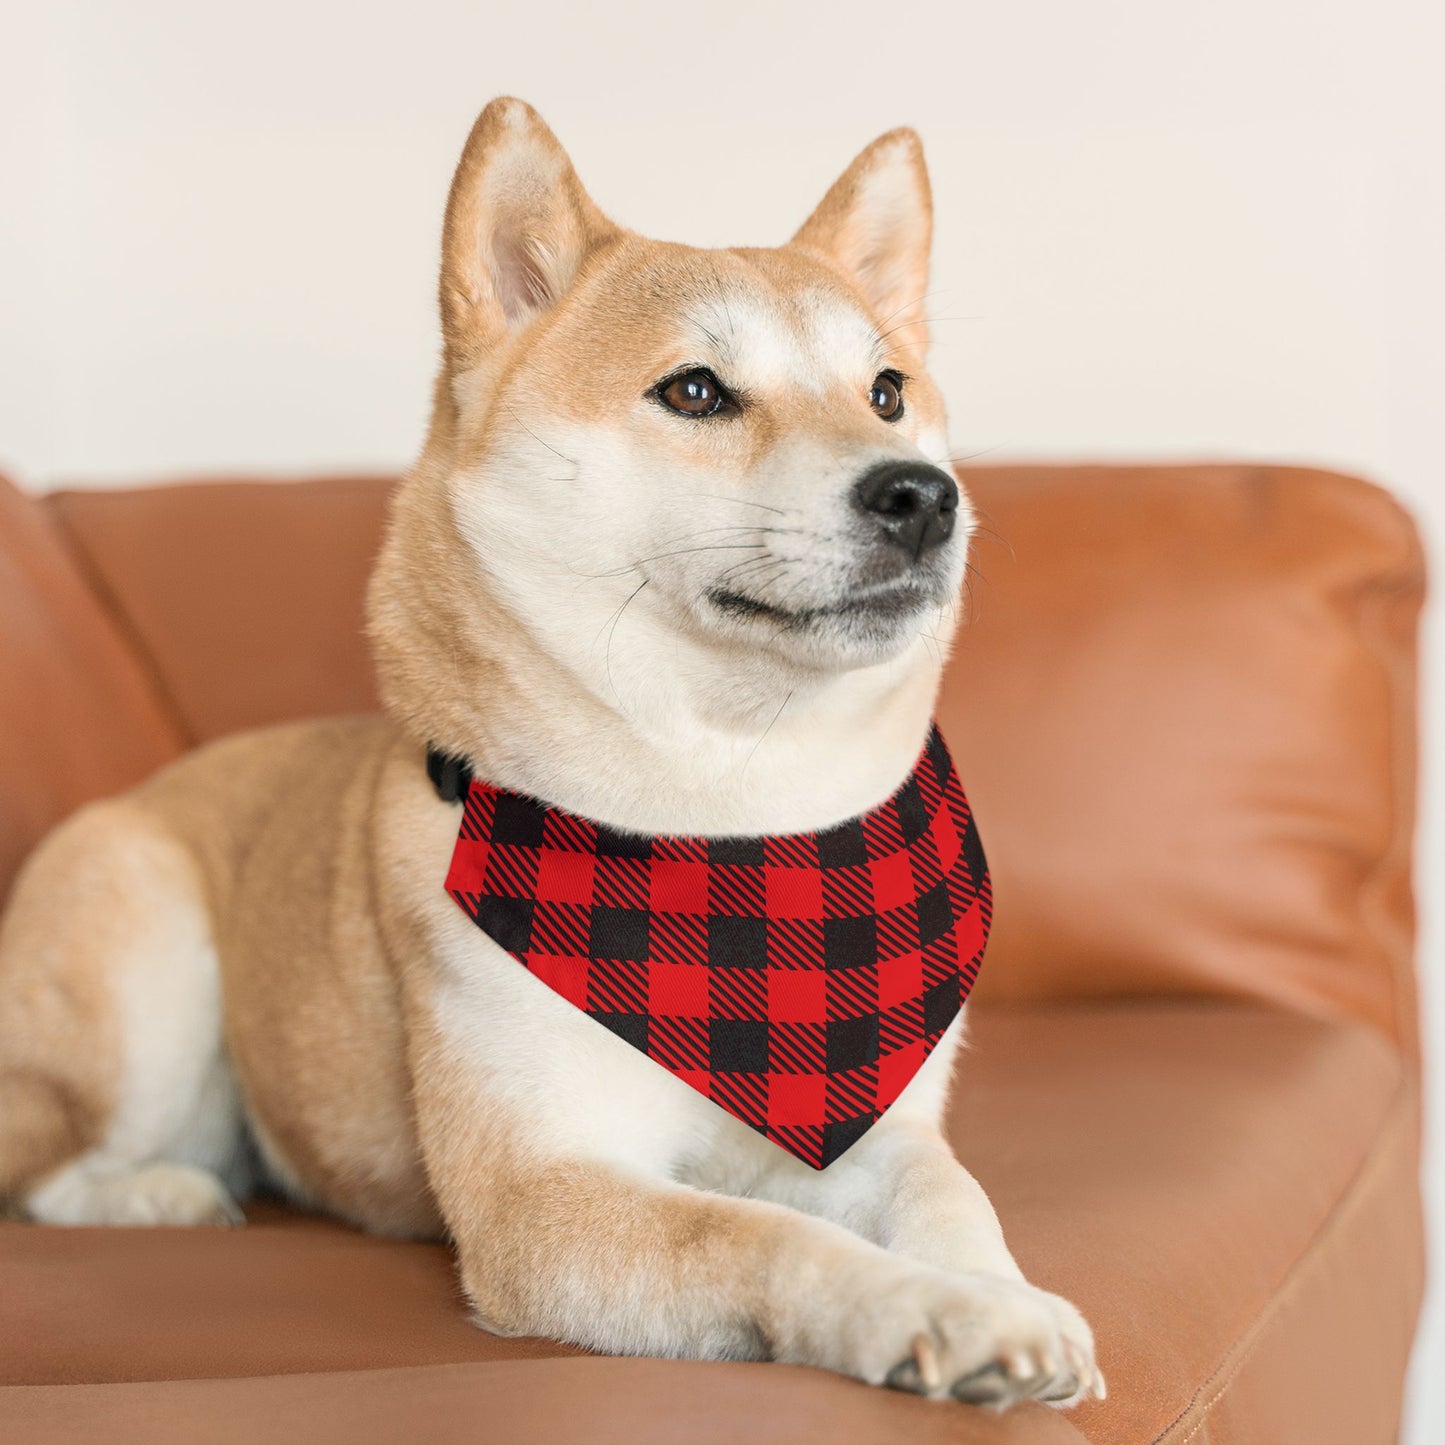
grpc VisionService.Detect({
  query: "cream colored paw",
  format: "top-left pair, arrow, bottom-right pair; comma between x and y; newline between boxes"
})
835,1267 -> 1104,1409
25,1160 -> 244,1227
1032,1289 -> 1106,1409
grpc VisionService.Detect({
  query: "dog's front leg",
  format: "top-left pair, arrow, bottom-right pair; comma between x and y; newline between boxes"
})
768,1114 -> 1026,1277
414,1054 -> 1095,1403
752,1104 -> 1105,1407
757,1114 -> 1104,1406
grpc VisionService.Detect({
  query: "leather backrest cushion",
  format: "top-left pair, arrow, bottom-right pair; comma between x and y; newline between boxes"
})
40,465 -> 1423,1044
0,474 -> 184,903
944,464 -> 1422,1051
47,477 -> 389,743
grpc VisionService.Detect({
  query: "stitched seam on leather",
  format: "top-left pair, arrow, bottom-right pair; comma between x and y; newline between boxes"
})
1148,1079 -> 1411,1445
44,496 -> 199,749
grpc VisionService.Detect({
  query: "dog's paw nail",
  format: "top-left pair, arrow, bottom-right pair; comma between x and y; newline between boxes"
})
910,1331 -> 943,1392
885,1358 -> 925,1394
213,1197 -> 246,1228
1001,1347 -> 1035,1381
1044,1338 -> 1103,1405
951,1362 -> 1012,1406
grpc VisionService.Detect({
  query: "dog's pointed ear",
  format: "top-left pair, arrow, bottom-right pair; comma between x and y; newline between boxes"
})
440,98 -> 618,365
790,128 -> 933,351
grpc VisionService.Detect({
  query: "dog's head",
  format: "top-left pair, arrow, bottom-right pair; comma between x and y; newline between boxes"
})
371,98 -> 970,753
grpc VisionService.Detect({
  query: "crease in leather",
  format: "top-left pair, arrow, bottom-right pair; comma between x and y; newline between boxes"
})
1347,521 -> 1426,1072
46,477 -> 390,742
42,495 -> 198,750
0,473 -> 187,902
1149,1079 -> 1420,1445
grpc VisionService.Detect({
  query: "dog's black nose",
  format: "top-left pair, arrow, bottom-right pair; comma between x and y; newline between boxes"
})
852,461 -> 960,559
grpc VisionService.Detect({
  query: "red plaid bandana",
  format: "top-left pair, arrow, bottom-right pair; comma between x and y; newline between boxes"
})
439,726 -> 990,1169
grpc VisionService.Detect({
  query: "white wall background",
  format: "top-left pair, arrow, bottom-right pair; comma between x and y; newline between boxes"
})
1,0 -> 1440,1434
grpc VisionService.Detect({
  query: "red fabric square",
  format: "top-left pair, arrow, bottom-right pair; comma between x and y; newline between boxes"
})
648,960 -> 710,1017
533,848 -> 595,905
953,898 -> 987,958
767,966 -> 827,1023
933,811 -> 961,872
445,840 -> 491,894
768,1071 -> 827,1127
877,1038 -> 926,1109
869,850 -> 915,912
649,859 -> 709,914
878,948 -> 924,1010
764,864 -> 824,919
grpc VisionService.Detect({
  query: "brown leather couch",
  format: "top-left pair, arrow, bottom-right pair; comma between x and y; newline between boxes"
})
0,462 -> 1426,1444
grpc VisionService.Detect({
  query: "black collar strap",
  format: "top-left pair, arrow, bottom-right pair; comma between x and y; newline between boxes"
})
426,746 -> 473,804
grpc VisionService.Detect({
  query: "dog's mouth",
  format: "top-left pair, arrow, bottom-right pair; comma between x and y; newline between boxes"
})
705,580 -> 935,630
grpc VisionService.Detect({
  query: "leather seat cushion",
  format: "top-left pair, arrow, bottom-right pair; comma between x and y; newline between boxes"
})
0,1002 -> 1417,1444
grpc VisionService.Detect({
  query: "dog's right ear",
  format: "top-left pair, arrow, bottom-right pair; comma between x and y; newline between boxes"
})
439,98 -> 617,366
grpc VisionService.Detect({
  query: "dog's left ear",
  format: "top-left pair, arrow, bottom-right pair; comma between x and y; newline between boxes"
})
790,129 -> 933,352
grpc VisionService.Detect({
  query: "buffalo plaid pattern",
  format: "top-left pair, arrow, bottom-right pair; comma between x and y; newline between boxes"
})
442,726 -> 990,1169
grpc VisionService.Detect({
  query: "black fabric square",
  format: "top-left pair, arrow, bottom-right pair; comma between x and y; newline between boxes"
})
826,1011 -> 879,1072
588,905 -> 650,961
490,792 -> 548,847
708,835 -> 766,865
822,1113 -> 876,1166
960,816 -> 987,889
894,776 -> 929,844
824,914 -> 877,971
594,824 -> 653,859
926,727 -> 950,788
708,914 -> 767,968
472,895 -> 534,954
710,1017 -> 769,1073
923,977 -> 959,1037
916,879 -> 953,946
816,819 -> 868,868
592,1010 -> 649,1053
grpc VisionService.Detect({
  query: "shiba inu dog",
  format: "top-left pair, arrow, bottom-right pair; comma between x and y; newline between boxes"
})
0,98 -> 1102,1408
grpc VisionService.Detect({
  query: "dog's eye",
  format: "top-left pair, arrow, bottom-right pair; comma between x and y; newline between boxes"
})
657,369 -> 726,417
869,371 -> 905,421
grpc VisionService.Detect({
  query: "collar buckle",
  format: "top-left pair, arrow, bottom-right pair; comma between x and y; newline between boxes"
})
426,746 -> 473,804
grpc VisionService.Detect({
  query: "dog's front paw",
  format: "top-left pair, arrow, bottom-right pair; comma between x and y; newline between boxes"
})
832,1266 -> 1104,1409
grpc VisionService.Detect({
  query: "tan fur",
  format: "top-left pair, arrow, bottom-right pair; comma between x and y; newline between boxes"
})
0,805 -> 144,1194
0,98 -> 1101,1406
